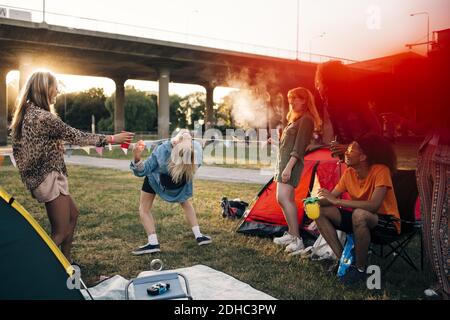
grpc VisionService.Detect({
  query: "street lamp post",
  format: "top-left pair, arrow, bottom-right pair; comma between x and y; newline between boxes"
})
410,12 -> 430,54
309,32 -> 326,62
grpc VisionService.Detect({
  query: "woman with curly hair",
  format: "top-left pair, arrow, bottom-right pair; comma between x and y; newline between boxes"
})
316,134 -> 399,286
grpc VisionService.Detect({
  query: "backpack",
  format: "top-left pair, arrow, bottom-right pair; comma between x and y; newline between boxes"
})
220,197 -> 249,219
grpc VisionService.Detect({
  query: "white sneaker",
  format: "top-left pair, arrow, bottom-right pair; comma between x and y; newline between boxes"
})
290,246 -> 313,258
424,288 -> 442,300
285,237 -> 305,254
273,232 -> 295,246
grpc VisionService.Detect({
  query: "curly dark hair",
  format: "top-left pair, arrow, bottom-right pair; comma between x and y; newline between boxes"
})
315,60 -> 351,91
355,134 -> 397,174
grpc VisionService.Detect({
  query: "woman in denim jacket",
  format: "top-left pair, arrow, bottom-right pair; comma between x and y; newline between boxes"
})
130,130 -> 211,254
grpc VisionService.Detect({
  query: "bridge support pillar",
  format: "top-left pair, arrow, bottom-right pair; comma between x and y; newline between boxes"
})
158,68 -> 170,139
114,77 -> 125,133
204,84 -> 215,130
0,69 -> 7,146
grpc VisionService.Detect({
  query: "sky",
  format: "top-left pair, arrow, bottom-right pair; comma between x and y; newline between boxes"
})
3,0 -> 449,98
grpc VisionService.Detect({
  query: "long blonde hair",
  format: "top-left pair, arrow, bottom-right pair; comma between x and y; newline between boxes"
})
10,70 -> 57,140
286,87 -> 322,133
167,135 -> 198,184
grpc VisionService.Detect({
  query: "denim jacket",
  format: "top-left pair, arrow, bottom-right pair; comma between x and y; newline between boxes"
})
130,140 -> 203,202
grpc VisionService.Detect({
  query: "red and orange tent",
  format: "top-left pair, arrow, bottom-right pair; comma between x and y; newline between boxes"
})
237,147 -> 346,237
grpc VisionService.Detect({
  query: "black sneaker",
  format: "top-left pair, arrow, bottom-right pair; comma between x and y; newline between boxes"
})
340,265 -> 367,287
132,243 -> 161,255
196,235 -> 212,246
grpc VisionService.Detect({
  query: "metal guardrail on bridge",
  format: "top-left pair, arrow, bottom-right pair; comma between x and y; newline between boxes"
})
0,4 -> 358,64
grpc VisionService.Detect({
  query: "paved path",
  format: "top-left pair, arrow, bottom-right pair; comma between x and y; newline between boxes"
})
64,155 -> 271,185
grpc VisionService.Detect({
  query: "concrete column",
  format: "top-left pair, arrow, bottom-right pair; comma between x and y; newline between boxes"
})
158,68 -> 170,139
0,69 -> 7,146
204,84 -> 215,130
19,63 -> 33,91
114,77 -> 125,133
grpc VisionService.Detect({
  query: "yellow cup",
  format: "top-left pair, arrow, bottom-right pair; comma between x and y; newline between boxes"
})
304,197 -> 320,220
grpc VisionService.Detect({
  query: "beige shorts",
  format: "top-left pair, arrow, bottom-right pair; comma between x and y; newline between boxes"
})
31,171 -> 70,203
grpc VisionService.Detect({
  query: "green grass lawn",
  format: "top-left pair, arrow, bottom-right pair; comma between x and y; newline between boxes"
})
0,164 -> 431,300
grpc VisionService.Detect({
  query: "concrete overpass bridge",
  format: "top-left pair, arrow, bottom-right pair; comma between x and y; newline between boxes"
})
0,17 -> 323,145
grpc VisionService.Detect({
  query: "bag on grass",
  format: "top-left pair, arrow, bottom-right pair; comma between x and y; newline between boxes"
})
298,229 -> 346,260
220,197 -> 248,219
311,231 -> 346,261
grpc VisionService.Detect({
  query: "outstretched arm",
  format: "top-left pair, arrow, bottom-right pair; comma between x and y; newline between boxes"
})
130,140 -> 158,177
43,111 -> 133,146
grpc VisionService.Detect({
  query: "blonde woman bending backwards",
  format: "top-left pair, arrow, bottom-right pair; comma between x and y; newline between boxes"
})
130,130 -> 211,255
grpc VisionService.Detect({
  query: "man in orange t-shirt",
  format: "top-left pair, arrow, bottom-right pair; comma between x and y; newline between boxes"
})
316,134 -> 399,286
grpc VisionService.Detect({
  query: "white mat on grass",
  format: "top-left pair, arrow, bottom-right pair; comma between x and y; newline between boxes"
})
82,264 -> 276,300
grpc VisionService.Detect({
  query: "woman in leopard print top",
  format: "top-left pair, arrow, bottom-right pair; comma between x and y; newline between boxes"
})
10,70 -> 133,261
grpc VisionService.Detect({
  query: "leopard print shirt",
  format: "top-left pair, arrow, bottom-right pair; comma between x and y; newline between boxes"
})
12,102 -> 108,191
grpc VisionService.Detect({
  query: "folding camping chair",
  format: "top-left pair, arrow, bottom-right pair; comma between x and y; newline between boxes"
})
124,272 -> 192,300
370,170 -> 423,275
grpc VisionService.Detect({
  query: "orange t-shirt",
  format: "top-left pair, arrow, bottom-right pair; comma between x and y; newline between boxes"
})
335,164 -> 400,233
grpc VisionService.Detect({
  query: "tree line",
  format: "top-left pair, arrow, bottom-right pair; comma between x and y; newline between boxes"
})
7,85 -> 235,133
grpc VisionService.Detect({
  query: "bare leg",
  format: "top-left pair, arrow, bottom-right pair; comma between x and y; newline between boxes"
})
180,200 -> 199,228
139,191 -> 157,235
60,196 -> 79,261
352,209 -> 378,269
276,182 -> 300,238
45,194 -> 72,260
316,206 -> 344,259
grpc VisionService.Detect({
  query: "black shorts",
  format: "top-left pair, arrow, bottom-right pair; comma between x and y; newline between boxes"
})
141,175 -> 187,194
142,176 -> 156,194
336,208 -> 399,236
